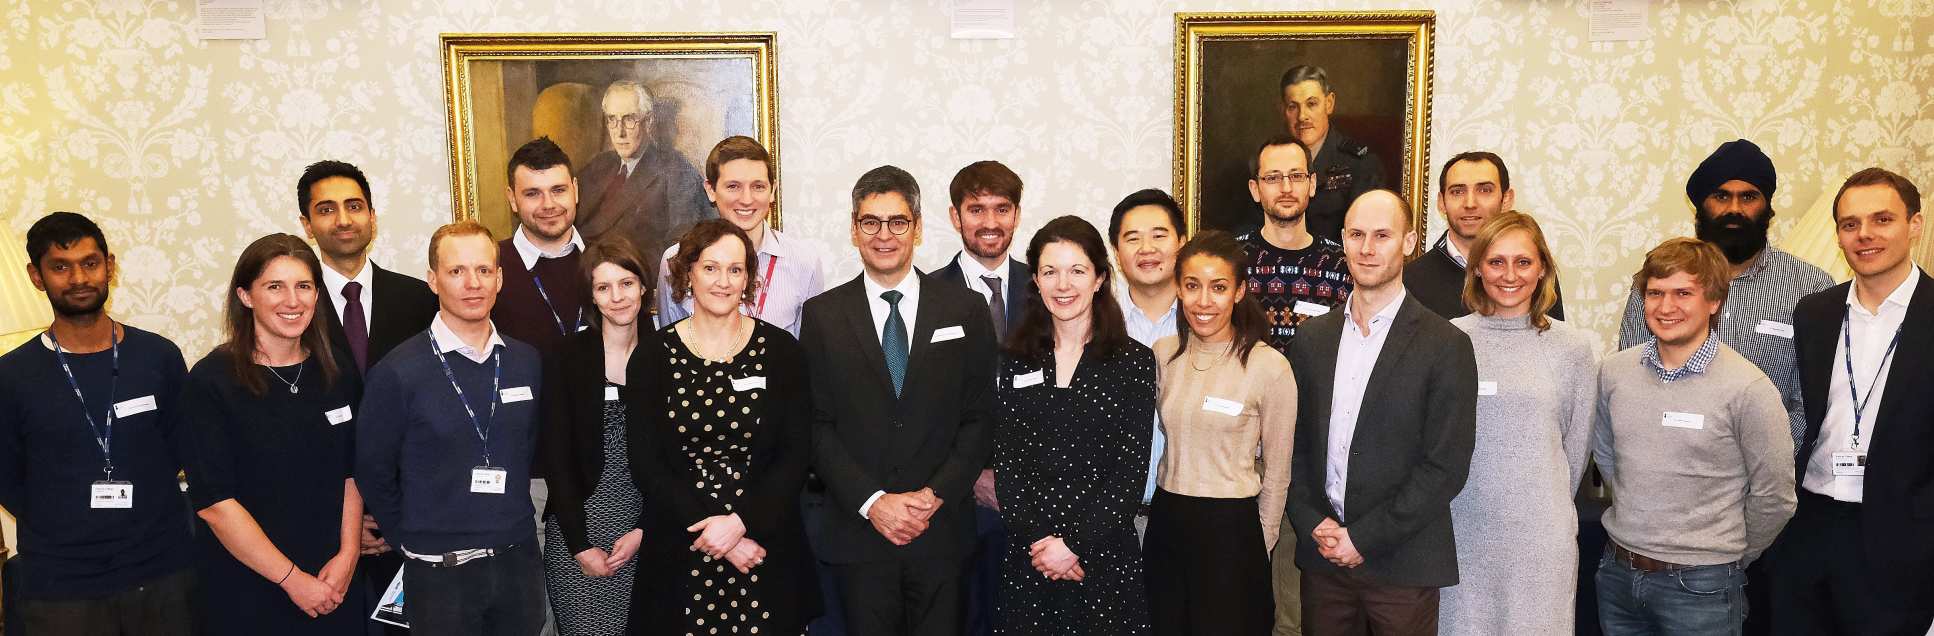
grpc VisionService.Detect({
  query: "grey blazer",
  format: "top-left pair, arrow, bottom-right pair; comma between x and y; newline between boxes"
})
1285,292 -> 1478,588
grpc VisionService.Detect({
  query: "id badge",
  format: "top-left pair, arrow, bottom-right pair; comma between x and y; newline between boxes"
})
1830,450 -> 1867,476
90,480 -> 133,509
470,466 -> 508,494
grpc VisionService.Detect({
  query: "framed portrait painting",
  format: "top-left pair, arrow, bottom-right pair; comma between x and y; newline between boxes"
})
1174,12 -> 1434,243
441,32 -> 779,271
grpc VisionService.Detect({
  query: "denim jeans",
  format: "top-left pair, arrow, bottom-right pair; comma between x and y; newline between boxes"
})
1595,546 -> 1746,636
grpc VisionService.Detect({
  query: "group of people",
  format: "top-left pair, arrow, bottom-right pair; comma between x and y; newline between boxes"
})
0,125 -> 1929,636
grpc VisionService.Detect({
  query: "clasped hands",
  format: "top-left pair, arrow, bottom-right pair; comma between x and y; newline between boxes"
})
1029,536 -> 1084,581
868,487 -> 942,546
686,513 -> 767,574
1312,517 -> 1364,568
573,528 -> 645,578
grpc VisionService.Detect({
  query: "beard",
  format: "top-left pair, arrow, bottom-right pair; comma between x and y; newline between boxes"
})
49,285 -> 109,317
1695,209 -> 1773,264
1264,199 -> 1306,225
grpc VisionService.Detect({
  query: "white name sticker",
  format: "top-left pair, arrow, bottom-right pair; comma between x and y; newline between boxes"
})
325,405 -> 353,426
1201,396 -> 1244,417
1013,370 -> 1045,389
470,467 -> 507,494
500,386 -> 533,403
1293,300 -> 1332,317
1477,381 -> 1498,396
1661,411 -> 1706,430
112,395 -> 158,418
731,376 -> 766,392
931,325 -> 966,343
604,386 -> 620,402
90,481 -> 133,509
1754,320 -> 1794,339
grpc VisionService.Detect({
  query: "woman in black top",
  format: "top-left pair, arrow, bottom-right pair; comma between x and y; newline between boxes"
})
995,216 -> 1156,635
627,219 -> 820,635
181,233 -> 364,633
538,237 -> 650,635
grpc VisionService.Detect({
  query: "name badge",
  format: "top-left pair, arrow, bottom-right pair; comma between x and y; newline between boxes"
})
1661,411 -> 1705,430
1477,381 -> 1498,396
1013,370 -> 1044,389
1293,300 -> 1332,317
604,386 -> 620,401
731,376 -> 766,392
324,405 -> 353,426
1830,450 -> 1867,476
1755,320 -> 1794,339
500,386 -> 533,403
1201,396 -> 1244,417
470,467 -> 508,494
90,481 -> 133,509
931,325 -> 965,343
112,395 -> 157,418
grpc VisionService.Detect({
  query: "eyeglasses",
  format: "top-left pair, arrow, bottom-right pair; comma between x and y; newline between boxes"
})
1255,172 -> 1312,187
604,114 -> 645,130
857,217 -> 914,235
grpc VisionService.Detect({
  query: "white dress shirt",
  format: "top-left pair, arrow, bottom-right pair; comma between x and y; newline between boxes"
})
654,227 -> 827,336
1804,267 -> 1919,502
857,269 -> 922,518
429,311 -> 505,364
320,259 -> 376,330
1325,288 -> 1407,521
510,225 -> 585,271
1444,237 -> 1468,268
954,251 -> 1015,305
1119,291 -> 1179,506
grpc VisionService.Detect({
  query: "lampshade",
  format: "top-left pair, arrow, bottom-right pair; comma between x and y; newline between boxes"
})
0,220 -> 54,346
1778,189 -> 1854,284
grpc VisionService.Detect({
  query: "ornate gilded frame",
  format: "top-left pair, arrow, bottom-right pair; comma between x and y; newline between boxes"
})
1173,12 -> 1434,238
440,32 -> 781,231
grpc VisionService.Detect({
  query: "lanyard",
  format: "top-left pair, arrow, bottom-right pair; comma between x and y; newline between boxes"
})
753,254 -> 780,317
529,272 -> 583,336
49,329 -> 119,479
1841,311 -> 1903,450
428,331 -> 502,466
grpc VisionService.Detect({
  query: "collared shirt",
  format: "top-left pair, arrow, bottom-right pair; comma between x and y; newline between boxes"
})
1640,333 -> 1721,382
654,227 -> 826,336
1443,235 -> 1468,268
954,251 -> 1015,305
1804,267 -> 1920,502
429,312 -> 505,364
320,259 -> 376,329
620,153 -> 641,178
1119,291 -> 1180,505
857,269 -> 922,519
1325,288 -> 1406,521
510,225 -> 585,271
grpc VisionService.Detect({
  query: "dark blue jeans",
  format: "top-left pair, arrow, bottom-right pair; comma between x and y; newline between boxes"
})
1595,547 -> 1745,636
402,541 -> 545,636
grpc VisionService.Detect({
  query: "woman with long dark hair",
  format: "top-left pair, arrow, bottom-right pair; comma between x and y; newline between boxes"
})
993,216 -> 1155,635
181,233 -> 364,633
1143,230 -> 1296,635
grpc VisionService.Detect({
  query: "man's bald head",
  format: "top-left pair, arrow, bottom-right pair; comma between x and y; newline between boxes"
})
1344,189 -> 1411,233
1340,189 -> 1417,291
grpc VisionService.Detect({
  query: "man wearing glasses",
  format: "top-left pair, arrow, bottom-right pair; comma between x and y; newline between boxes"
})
1404,152 -> 1567,320
575,79 -> 710,285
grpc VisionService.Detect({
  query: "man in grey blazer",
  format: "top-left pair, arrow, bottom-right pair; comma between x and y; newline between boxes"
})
1285,189 -> 1478,634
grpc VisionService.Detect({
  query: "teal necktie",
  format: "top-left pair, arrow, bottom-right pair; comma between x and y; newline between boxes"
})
881,290 -> 908,397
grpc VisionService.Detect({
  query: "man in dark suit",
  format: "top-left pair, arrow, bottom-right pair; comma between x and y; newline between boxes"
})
1285,189 -> 1478,634
926,160 -> 1036,636
574,80 -> 711,285
1773,167 -> 1934,635
294,160 -> 437,636
1281,65 -> 1387,244
800,165 -> 997,636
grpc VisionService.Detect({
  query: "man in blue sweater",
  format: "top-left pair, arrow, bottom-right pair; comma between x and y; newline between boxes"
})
355,220 -> 545,636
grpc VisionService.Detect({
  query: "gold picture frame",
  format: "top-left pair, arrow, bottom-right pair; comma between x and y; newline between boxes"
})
1174,12 -> 1434,241
441,32 -> 781,249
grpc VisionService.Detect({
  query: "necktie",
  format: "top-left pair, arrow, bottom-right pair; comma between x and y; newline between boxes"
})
981,275 -> 1006,342
881,290 -> 908,397
342,281 -> 370,371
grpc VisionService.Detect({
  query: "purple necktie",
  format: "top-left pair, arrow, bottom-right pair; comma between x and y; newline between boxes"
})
342,281 -> 370,371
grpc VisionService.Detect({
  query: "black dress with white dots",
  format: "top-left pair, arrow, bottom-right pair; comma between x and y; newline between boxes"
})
993,340 -> 1157,635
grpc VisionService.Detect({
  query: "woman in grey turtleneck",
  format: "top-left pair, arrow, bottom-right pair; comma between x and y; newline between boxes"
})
1439,212 -> 1598,635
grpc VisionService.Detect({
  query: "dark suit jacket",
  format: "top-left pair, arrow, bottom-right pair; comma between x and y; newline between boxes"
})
575,145 -> 711,285
930,253 -> 1036,334
537,328 -> 632,555
1792,273 -> 1934,607
799,271 -> 997,564
317,263 -> 437,372
1285,293 -> 1477,588
1402,237 -> 1566,321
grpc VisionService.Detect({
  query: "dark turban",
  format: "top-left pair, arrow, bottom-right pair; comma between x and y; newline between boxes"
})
1686,139 -> 1776,206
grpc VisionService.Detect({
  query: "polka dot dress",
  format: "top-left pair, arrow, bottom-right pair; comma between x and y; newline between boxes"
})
663,332 -> 785,636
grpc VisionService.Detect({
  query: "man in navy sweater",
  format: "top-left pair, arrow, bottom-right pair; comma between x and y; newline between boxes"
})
0,212 -> 196,634
355,220 -> 545,636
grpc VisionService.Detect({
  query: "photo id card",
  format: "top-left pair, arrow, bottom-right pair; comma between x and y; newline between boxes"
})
470,467 -> 508,494
90,480 -> 133,509
1830,450 -> 1867,476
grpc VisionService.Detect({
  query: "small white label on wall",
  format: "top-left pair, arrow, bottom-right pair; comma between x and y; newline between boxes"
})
1589,0 -> 1651,42
952,0 -> 1016,39
196,0 -> 265,40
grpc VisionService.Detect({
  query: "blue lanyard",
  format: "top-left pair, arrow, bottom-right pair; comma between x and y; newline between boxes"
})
428,331 -> 501,466
529,272 -> 582,336
49,329 -> 118,479
1841,311 -> 1903,450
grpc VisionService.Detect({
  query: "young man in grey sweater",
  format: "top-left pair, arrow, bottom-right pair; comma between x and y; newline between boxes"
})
1592,237 -> 1796,635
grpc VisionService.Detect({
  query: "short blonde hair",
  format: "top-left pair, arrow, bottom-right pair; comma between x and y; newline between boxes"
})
1462,211 -> 1562,331
428,221 -> 497,269
1632,237 -> 1732,306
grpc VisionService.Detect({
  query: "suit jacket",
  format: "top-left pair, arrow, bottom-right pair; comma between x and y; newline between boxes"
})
1285,293 -> 1477,588
575,145 -> 712,285
931,252 -> 1035,336
317,263 -> 438,372
1792,273 -> 1934,606
799,271 -> 997,564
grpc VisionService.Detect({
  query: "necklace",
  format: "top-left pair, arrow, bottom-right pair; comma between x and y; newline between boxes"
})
1188,342 -> 1230,373
685,315 -> 751,362
265,359 -> 305,394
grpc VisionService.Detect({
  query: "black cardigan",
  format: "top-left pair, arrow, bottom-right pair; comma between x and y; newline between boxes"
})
537,328 -> 637,555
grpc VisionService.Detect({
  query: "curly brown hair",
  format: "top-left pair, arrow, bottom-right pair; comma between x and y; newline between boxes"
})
666,219 -> 762,307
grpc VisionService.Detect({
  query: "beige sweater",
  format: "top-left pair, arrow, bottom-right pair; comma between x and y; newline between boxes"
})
1152,336 -> 1298,548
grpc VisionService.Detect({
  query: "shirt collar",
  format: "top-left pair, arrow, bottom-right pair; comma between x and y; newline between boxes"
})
1845,264 -> 1921,317
320,259 -> 375,303
1117,290 -> 1179,327
1443,236 -> 1468,268
511,226 -> 584,270
955,251 -> 1013,284
862,268 -> 921,305
1733,248 -> 1772,280
1342,287 -> 1407,325
1640,332 -> 1720,381
759,227 -> 792,259
429,311 -> 504,363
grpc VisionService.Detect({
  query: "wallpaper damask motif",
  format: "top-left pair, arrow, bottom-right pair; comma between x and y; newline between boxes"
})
2,0 -> 1930,359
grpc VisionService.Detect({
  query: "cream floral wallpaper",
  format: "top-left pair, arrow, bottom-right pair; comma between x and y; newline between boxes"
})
2,0 -> 1931,359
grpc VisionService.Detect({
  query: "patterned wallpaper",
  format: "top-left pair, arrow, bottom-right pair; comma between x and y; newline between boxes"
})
2,0 -> 1931,359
